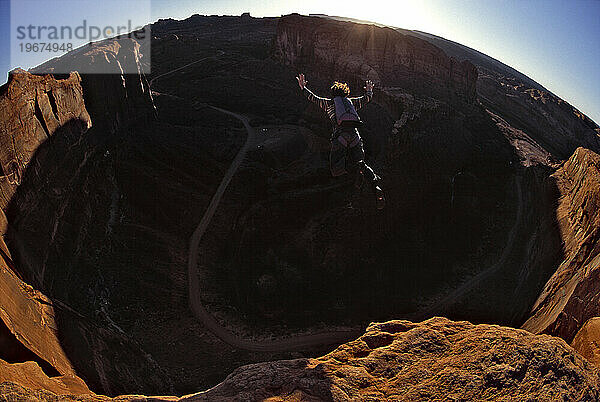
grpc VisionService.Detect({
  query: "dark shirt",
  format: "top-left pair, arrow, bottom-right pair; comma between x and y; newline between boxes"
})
303,87 -> 373,139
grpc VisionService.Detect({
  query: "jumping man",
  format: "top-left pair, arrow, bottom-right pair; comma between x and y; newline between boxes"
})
296,73 -> 385,209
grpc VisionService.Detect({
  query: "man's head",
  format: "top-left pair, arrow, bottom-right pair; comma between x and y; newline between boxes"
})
330,81 -> 350,98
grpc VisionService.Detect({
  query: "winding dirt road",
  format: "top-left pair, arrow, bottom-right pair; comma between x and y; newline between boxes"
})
187,106 -> 362,351
166,54 -> 525,350
149,51 -> 225,86
413,175 -> 524,321
151,55 -> 361,351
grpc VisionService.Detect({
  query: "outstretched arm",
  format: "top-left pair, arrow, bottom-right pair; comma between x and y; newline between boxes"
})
296,73 -> 330,112
349,80 -> 374,110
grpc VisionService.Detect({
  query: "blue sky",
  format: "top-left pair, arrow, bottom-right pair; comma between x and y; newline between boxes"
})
0,0 -> 598,123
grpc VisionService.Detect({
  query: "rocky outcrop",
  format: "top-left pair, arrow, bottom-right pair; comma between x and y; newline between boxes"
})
0,70 -> 94,386
184,318 -> 600,401
0,359 -> 91,396
365,12 -> 600,162
3,318 -> 600,401
572,317 -> 600,368
522,148 -> 600,341
0,244 -> 75,378
2,40 -> 156,286
0,42 -> 165,397
275,14 -> 477,102
0,227 -> 93,397
0,70 -> 91,214
478,72 -> 600,160
31,38 -> 155,133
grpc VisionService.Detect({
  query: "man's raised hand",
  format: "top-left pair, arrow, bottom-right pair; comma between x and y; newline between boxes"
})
296,73 -> 307,89
365,80 -> 374,93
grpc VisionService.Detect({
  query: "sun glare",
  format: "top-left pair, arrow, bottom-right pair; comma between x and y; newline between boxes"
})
358,1 -> 437,31
277,0 -> 440,32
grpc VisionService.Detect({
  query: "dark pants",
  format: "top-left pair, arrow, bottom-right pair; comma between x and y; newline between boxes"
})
329,128 -> 378,189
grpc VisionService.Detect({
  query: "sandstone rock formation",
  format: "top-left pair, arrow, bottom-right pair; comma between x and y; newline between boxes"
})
188,318 -> 600,401
0,47 -> 168,395
0,241 -> 74,378
275,14 -> 477,103
3,318 -> 600,401
523,148 -> 600,342
0,71 -> 93,392
0,359 -> 91,397
572,317 -> 600,368
31,38 -> 155,133
477,73 -> 600,160
404,20 -> 600,160
306,14 -> 600,162
0,69 -> 91,214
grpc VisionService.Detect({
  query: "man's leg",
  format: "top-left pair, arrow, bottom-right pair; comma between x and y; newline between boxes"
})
329,138 -> 347,177
331,136 -> 361,209
348,138 -> 377,186
349,139 -> 385,209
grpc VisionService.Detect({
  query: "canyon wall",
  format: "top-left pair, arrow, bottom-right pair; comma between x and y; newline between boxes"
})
31,38 -> 155,133
572,318 -> 600,368
478,72 -> 600,160
523,148 -> 600,342
275,14 -> 477,104
0,70 -> 91,222
0,39 -> 169,396
0,71 -> 92,392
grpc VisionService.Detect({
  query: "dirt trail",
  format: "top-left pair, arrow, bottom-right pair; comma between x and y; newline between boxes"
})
149,51 -> 225,86
187,106 -> 362,351
414,175 -> 524,321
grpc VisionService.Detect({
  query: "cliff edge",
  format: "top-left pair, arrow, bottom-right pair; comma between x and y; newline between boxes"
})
523,148 -> 600,344
2,317 -> 599,401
